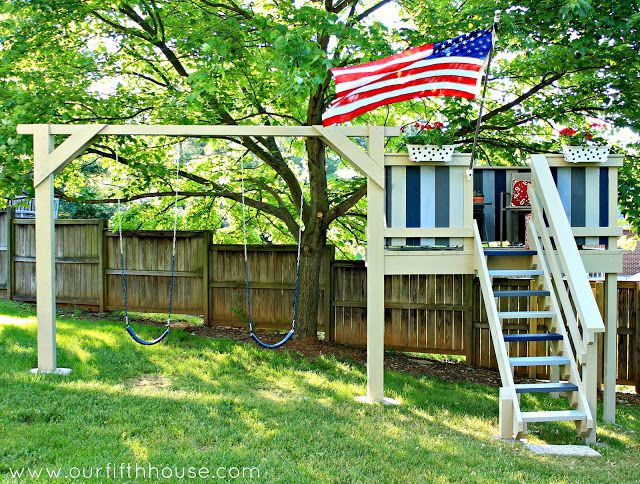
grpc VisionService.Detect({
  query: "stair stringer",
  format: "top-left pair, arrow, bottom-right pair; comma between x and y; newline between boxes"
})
472,222 -> 524,439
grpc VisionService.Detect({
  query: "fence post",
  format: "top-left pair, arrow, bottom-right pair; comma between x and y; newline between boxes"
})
464,275 -> 475,365
202,231 -> 211,324
4,208 -> 15,300
323,245 -> 334,340
97,219 -> 106,312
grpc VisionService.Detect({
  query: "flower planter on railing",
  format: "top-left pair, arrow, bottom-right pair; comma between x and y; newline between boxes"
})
407,144 -> 457,162
562,145 -> 611,163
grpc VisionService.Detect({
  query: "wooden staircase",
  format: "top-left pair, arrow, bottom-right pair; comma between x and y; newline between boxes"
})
474,233 -> 594,439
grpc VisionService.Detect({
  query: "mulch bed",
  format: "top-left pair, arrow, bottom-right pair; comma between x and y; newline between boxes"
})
191,323 -> 505,387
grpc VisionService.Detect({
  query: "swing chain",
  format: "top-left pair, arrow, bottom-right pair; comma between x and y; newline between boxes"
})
117,143 -> 181,334
241,156 -> 304,340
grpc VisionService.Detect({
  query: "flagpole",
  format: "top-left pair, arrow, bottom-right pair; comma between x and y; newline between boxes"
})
468,10 -> 501,170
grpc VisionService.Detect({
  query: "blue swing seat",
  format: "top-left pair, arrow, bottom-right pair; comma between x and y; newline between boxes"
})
249,328 -> 295,350
126,325 -> 170,346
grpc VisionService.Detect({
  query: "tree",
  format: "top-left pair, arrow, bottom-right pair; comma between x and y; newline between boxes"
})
1,0 -> 639,339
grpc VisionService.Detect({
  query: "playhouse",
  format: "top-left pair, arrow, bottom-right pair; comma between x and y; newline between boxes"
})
16,123 -> 621,444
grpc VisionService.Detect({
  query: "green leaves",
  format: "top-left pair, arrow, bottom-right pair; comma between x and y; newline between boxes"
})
2,0 -> 640,242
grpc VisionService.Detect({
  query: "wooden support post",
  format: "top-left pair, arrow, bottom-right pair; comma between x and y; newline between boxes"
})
97,219 -> 106,312
6,207 -> 15,300
364,126 -> 386,403
499,387 -> 514,439
584,339 -> 598,443
603,272 -> 617,423
202,231 -> 211,324
33,127 -> 59,372
596,282 -> 604,389
603,165 -> 619,422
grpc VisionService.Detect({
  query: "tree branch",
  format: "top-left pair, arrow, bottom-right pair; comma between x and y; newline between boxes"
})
352,0 -> 393,22
326,183 -> 367,224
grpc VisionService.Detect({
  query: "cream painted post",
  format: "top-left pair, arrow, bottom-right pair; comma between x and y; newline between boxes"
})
366,126 -> 385,402
33,126 -> 59,372
584,340 -> 598,443
499,387 -> 514,439
603,164 -> 619,423
603,272 -> 617,423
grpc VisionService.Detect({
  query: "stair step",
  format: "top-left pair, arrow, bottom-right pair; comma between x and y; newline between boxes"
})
484,249 -> 537,257
521,410 -> 586,423
503,333 -> 563,343
515,382 -> 579,394
498,311 -> 555,319
488,269 -> 544,278
510,356 -> 571,367
494,290 -> 551,298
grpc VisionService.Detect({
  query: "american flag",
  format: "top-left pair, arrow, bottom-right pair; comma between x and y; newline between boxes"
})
322,29 -> 494,126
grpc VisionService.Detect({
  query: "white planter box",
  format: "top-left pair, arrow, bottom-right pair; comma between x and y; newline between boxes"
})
407,144 -> 457,162
562,145 -> 611,163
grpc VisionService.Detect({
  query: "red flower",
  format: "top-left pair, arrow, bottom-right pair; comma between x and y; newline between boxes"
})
414,122 -> 420,128
586,133 -> 593,140
433,121 -> 444,129
424,124 -> 433,130
559,127 -> 577,136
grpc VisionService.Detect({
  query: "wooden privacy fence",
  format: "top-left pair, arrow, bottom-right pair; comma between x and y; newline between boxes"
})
0,210 -> 637,386
330,261 -> 640,387
0,211 -> 331,330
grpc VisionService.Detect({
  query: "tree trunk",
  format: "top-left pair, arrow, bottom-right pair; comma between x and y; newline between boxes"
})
295,135 -> 329,340
295,227 -> 327,339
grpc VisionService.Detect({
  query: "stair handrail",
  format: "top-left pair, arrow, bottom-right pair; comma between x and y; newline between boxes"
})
526,219 -> 594,433
472,221 -> 522,429
529,155 -> 605,345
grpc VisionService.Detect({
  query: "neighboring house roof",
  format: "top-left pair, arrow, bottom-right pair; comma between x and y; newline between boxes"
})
621,230 -> 640,277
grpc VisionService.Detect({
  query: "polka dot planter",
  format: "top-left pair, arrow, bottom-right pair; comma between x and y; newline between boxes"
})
562,145 -> 611,163
407,144 -> 458,162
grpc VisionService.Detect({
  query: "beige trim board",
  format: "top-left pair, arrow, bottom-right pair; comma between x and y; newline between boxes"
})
384,251 -> 475,274
384,228 -> 473,238
571,227 -> 623,237
18,123 -> 402,138
384,153 -> 471,167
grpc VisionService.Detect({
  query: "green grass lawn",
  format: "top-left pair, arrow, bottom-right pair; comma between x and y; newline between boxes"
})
1,298 -> 639,482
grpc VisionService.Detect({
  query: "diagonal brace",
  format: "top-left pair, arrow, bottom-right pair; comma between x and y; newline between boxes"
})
33,124 -> 106,187
314,125 -> 384,188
